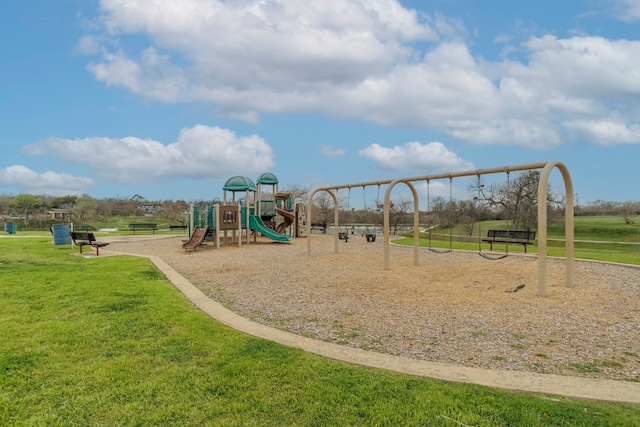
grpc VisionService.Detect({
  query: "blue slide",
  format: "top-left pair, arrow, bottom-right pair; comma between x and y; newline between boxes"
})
249,215 -> 292,242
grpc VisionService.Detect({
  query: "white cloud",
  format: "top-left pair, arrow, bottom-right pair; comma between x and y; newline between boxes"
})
0,165 -> 95,196
612,0 -> 640,21
89,0 -> 436,103
358,141 -> 474,172
75,35 -> 106,55
414,180 -> 471,201
518,35 -> 640,96
564,120 -> 640,145
87,48 -> 188,102
82,0 -> 640,148
22,125 -> 274,183
319,144 -> 346,157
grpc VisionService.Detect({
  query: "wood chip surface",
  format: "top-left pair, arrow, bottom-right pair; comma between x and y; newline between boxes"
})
106,234 -> 640,381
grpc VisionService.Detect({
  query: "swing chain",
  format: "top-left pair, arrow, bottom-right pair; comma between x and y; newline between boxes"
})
362,185 -> 366,211
477,172 -> 509,260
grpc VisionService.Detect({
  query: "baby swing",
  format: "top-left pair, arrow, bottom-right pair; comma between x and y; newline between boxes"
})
363,185 -> 381,242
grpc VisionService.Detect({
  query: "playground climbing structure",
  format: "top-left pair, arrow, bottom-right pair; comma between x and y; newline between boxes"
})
186,172 -> 307,249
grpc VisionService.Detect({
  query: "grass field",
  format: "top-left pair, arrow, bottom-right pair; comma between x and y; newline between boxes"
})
397,236 -> 640,266
419,215 -> 640,242
1,217 -> 640,425
404,215 -> 640,266
548,215 -> 640,242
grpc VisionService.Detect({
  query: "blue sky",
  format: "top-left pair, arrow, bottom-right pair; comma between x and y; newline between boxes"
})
1,0 -> 639,208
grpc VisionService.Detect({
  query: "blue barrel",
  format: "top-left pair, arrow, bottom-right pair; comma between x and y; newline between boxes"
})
4,222 -> 15,234
51,224 -> 71,245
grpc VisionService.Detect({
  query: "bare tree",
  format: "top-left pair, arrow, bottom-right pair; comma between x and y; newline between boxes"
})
159,199 -> 190,224
429,196 -> 448,219
388,194 -> 412,235
72,195 -> 98,224
620,201 -> 637,224
586,200 -> 617,216
130,194 -> 148,219
280,184 -> 310,204
456,200 -> 476,234
311,191 -> 335,231
473,171 -> 562,231
101,195 -> 132,217
455,200 -> 478,237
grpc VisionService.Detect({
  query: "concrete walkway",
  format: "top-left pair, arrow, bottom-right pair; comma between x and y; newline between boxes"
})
133,253 -> 640,405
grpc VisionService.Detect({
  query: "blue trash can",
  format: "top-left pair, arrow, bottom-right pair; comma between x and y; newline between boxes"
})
51,224 -> 71,245
4,222 -> 15,234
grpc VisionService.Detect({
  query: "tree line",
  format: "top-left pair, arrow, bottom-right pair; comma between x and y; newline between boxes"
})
1,171 -> 638,231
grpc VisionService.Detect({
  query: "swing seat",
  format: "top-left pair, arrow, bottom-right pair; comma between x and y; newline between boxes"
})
339,232 -> 348,240
366,233 -> 376,242
479,251 -> 508,260
429,247 -> 452,254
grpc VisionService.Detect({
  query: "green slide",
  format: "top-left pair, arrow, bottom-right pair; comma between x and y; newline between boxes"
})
249,215 -> 293,242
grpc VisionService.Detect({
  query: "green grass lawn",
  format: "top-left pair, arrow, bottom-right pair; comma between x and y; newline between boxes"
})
1,237 -> 639,426
396,236 -> 640,266
429,215 -> 640,243
407,215 -> 640,266
548,215 -> 640,242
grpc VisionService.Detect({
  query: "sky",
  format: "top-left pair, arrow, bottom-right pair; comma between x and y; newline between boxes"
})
1,0 -> 639,209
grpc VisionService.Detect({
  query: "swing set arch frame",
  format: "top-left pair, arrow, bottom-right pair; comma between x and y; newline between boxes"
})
306,161 -> 574,296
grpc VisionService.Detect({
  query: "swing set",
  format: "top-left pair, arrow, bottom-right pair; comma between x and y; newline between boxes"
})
306,161 -> 575,297
363,185 -> 381,242
476,172 -> 537,259
338,185 -> 383,243
426,177 -> 453,254
425,171 -> 526,260
337,188 -> 351,242
477,172 -> 510,260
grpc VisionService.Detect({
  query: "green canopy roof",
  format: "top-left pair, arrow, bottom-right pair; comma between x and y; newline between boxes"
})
256,172 -> 279,185
223,176 -> 256,191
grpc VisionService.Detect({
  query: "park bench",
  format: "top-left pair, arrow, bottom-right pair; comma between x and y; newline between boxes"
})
69,232 -> 110,256
169,225 -> 188,232
311,223 -> 327,234
72,224 -> 92,232
482,230 -> 536,253
128,223 -> 158,234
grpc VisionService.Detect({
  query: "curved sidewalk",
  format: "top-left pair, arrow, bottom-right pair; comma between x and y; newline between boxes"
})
144,253 -> 639,405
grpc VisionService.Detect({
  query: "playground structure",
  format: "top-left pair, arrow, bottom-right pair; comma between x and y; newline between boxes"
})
187,173 -> 307,249
306,161 -> 574,297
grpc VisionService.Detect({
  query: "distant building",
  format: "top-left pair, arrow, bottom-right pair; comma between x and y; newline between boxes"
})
46,209 -> 73,221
